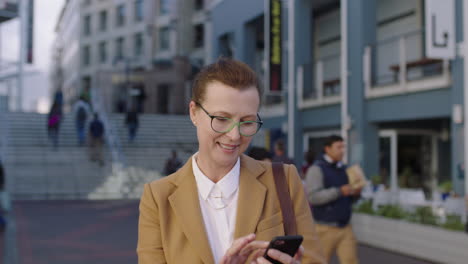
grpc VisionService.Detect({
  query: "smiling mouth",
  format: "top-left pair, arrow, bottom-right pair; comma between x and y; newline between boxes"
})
218,143 -> 238,150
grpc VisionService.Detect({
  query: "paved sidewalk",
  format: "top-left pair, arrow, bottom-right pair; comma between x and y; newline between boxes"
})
331,245 -> 437,264
13,200 -> 138,264
6,200 -> 439,264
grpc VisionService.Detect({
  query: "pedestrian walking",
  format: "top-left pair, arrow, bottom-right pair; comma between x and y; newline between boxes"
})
73,96 -> 91,146
271,139 -> 294,164
88,113 -> 105,166
163,150 -> 182,176
47,102 -> 62,150
305,135 -> 361,264
247,146 -> 272,162
125,108 -> 139,143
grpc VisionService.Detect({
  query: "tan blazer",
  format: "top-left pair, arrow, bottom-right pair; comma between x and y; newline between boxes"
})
137,154 -> 325,264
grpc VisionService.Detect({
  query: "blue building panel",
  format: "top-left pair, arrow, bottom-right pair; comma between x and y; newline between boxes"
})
366,89 -> 452,122
211,0 -> 264,61
301,105 -> 341,129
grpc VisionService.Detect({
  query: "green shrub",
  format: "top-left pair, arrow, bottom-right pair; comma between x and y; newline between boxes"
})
375,204 -> 407,219
370,175 -> 382,186
354,200 -> 374,215
438,180 -> 452,193
441,214 -> 465,231
404,206 -> 440,226
353,200 -> 466,233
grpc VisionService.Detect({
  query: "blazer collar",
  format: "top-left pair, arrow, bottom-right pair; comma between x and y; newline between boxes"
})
168,155 -> 215,264
168,154 -> 268,263
233,154 -> 268,238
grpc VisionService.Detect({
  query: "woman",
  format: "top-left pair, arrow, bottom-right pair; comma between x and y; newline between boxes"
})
137,58 -> 325,264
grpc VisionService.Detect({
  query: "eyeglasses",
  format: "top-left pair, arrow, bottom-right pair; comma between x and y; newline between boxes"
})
195,102 -> 263,137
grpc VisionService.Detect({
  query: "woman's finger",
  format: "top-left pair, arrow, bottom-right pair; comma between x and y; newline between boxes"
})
267,248 -> 296,264
239,241 -> 269,256
250,248 -> 267,260
293,246 -> 304,261
223,234 -> 256,259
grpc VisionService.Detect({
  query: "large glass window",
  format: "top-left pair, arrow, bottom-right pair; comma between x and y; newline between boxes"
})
194,24 -> 204,48
116,37 -> 125,59
134,32 -> 144,57
135,0 -> 144,22
194,0 -> 204,10
159,0 -> 170,15
116,4 -> 126,27
159,27 -> 170,51
99,10 -> 107,32
82,45 -> 91,66
99,41 -> 107,63
83,15 -> 91,36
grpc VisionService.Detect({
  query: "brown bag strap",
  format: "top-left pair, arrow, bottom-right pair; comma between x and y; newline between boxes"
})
272,162 -> 297,235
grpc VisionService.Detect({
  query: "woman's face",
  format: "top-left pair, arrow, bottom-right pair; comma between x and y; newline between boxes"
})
190,81 -> 260,169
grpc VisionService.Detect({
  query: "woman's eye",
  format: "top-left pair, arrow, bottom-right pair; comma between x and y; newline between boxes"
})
215,117 -> 230,122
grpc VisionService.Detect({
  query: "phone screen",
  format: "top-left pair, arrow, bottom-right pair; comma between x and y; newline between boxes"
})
263,235 -> 303,264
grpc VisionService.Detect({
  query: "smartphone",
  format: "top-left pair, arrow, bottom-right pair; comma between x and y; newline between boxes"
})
263,235 -> 303,264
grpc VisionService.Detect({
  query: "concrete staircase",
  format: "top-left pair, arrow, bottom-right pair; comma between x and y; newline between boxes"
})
86,114 -> 196,199
2,112 -> 114,200
1,112 -> 197,200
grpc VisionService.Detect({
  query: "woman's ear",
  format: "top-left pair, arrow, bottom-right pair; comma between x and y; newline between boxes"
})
189,101 -> 197,126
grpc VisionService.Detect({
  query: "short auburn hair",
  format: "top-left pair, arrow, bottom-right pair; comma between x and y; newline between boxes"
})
191,57 -> 263,104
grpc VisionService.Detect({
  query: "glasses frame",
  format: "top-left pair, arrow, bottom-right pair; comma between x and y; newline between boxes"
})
195,102 -> 263,137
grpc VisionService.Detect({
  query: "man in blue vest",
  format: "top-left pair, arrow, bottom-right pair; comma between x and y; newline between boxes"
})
305,135 -> 361,264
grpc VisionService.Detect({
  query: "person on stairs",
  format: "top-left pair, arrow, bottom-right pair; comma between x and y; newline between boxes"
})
88,113 -> 105,166
73,96 -> 91,146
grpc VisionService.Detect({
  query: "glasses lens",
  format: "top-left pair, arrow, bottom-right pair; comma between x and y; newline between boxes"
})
239,121 -> 260,136
211,117 -> 233,133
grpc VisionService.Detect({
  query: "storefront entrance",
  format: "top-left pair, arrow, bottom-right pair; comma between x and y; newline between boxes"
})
379,129 -> 448,198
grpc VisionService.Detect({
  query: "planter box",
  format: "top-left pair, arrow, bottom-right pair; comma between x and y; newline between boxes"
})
352,213 -> 468,264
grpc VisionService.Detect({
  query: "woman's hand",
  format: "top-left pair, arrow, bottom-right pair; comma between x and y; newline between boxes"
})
219,234 -> 269,264
252,245 -> 304,264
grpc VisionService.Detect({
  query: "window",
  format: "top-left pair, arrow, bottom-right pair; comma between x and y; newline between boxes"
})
134,32 -> 144,57
159,0 -> 170,15
134,0 -> 144,22
194,24 -> 204,48
99,10 -> 107,31
159,27 -> 170,51
82,76 -> 92,93
219,33 -> 234,58
116,4 -> 126,27
116,37 -> 125,60
83,15 -> 91,36
99,41 -> 107,63
83,45 -> 91,66
194,0 -> 204,11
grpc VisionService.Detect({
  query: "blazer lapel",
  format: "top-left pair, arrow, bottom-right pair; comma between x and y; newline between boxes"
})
234,154 -> 267,238
168,158 -> 214,264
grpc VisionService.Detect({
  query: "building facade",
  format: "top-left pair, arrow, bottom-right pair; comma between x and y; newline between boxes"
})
211,0 -> 466,197
53,0 -> 215,114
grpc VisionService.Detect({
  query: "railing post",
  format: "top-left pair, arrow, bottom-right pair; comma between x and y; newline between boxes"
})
443,59 -> 450,78
363,46 -> 371,96
316,60 -> 324,102
296,65 -> 304,108
399,37 -> 407,89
